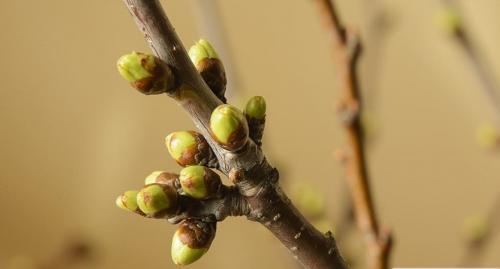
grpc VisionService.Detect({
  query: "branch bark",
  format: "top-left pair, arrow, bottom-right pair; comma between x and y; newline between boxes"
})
313,1 -> 392,269
120,1 -> 348,268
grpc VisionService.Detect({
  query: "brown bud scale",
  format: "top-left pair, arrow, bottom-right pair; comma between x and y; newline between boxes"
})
178,219 -> 216,249
198,58 -> 227,103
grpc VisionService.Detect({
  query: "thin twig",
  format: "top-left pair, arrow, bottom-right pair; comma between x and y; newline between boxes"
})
39,238 -> 93,269
459,194 -> 500,266
313,1 -> 392,269
442,0 -> 500,124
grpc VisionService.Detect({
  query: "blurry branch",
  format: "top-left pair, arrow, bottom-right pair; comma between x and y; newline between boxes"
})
190,0 -> 242,99
459,194 -> 500,266
313,1 -> 393,269
118,1 -> 349,268
332,0 -> 392,248
39,238 -> 93,269
5,237 -> 94,269
440,0 -> 500,125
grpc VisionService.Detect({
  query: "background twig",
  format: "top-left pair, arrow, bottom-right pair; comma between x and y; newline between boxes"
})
313,1 -> 393,269
459,194 -> 500,266
190,0 -> 242,99
442,0 -> 500,124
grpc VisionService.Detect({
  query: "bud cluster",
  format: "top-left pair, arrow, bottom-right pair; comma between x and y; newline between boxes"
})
115,38 -> 272,267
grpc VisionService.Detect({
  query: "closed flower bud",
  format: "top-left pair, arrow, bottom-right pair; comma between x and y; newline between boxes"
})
115,190 -> 139,212
117,51 -> 175,95
179,166 -> 221,200
435,7 -> 462,35
144,171 -> 178,188
189,39 -> 227,102
462,215 -> 489,243
210,104 -> 249,151
165,131 -> 210,167
136,184 -> 178,217
171,219 -> 216,265
245,96 -> 266,120
476,122 -> 499,149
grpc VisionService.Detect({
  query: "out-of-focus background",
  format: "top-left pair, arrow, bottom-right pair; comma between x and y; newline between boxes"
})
1,0 -> 499,268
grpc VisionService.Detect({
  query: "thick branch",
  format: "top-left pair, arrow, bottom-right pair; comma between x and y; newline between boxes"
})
313,1 -> 392,269
121,1 -> 348,268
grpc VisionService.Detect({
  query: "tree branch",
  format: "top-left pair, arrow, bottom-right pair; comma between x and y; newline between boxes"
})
313,1 -> 392,269
120,1 -> 348,268
442,0 -> 500,124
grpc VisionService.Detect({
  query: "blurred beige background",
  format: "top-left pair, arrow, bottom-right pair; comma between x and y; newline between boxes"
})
1,0 -> 499,268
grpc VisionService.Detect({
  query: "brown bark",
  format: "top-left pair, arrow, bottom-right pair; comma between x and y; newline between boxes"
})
120,1 -> 348,268
312,1 -> 392,269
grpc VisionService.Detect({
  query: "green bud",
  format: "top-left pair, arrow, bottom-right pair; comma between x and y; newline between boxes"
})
189,39 -> 226,102
245,96 -> 266,120
210,104 -> 249,151
476,122 -> 499,149
171,219 -> 216,265
179,166 -> 221,200
116,51 -> 175,95
292,183 -> 326,218
136,184 -> 178,217
462,215 -> 489,243
189,39 -> 219,65
435,7 -> 462,35
144,171 -> 178,188
165,131 -> 210,167
115,190 -> 139,212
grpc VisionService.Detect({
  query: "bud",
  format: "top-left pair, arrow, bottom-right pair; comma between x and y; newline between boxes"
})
435,7 -> 462,35
136,184 -> 178,217
179,166 -> 221,200
165,131 -> 210,167
117,51 -> 175,95
171,219 -> 216,265
144,171 -> 178,188
189,39 -> 227,102
476,122 -> 499,149
292,183 -> 326,218
462,215 -> 489,244
115,190 -> 139,213
210,104 -> 249,151
245,96 -> 266,120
